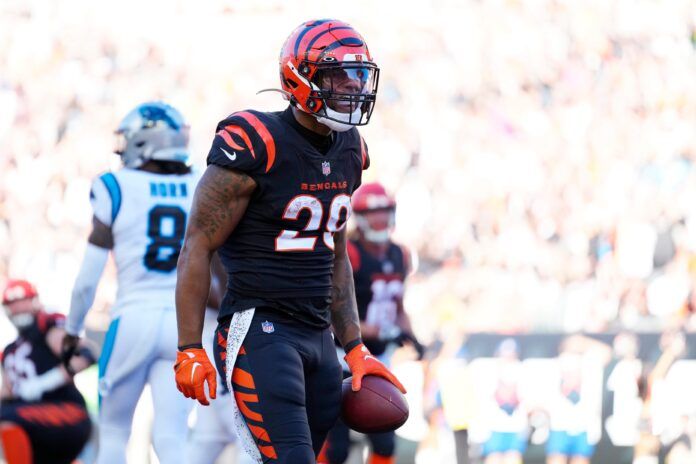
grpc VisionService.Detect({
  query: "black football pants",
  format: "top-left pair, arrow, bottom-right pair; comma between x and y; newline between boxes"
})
214,308 -> 343,463
0,399 -> 91,464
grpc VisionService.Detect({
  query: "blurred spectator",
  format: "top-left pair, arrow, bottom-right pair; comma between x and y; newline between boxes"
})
480,339 -> 528,464
0,0 -> 694,340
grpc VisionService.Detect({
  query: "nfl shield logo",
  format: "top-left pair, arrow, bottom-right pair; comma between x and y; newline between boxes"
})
261,321 -> 274,334
322,161 -> 331,176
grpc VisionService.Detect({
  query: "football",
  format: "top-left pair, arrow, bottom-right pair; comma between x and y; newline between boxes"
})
341,375 -> 409,433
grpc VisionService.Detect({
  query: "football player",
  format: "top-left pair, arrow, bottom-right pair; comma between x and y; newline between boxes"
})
175,19 -> 405,464
1,279 -> 94,464
324,182 -> 422,464
62,102 -> 199,464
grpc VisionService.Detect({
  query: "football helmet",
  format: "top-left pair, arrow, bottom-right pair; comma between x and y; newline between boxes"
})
114,101 -> 190,168
2,279 -> 40,330
279,19 -> 379,131
352,182 -> 396,243
2,279 -> 38,305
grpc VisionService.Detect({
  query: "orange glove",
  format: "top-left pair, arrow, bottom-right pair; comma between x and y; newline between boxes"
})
174,348 -> 217,406
344,342 -> 406,394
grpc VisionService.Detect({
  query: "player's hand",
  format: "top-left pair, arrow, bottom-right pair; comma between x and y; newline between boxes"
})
61,333 -> 80,375
174,348 -> 217,406
344,343 -> 406,394
396,332 -> 426,360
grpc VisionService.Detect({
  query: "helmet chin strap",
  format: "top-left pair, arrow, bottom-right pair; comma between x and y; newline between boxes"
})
316,106 -> 362,132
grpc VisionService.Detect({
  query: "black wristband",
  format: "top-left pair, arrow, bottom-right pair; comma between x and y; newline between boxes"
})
343,338 -> 363,353
178,343 -> 203,351
76,346 -> 98,366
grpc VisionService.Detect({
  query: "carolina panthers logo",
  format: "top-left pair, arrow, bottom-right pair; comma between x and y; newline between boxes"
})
138,105 -> 181,130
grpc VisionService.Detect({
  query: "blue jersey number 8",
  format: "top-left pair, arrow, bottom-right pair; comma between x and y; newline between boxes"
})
144,205 -> 186,272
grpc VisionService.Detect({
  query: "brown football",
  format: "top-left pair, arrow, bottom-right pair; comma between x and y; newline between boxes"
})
341,375 -> 409,433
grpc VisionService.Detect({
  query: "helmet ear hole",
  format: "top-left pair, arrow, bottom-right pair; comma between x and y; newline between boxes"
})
286,78 -> 299,89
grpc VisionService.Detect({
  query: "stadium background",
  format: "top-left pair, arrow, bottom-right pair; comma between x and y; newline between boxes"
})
1,0 -> 695,462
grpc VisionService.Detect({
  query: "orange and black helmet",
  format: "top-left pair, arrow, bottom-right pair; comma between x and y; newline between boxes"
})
279,19 -> 379,131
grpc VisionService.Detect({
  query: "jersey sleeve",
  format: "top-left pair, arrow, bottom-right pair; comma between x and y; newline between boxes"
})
359,136 -> 370,171
207,111 -> 277,179
90,173 -> 121,227
350,134 -> 370,193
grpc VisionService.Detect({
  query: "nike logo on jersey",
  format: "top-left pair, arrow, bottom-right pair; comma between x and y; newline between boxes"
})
220,147 -> 237,161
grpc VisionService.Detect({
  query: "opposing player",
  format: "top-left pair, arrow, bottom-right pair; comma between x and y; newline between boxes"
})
324,182 -> 422,464
175,19 -> 405,464
62,102 -> 198,464
1,279 -> 94,464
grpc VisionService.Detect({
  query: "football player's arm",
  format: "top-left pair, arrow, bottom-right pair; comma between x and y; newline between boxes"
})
330,227 -> 362,347
62,216 -> 110,365
66,217 -> 111,336
395,246 -> 424,357
332,228 -> 406,393
205,253 -> 226,310
176,165 -> 256,347
47,326 -> 97,376
1,366 -> 11,399
175,165 -> 255,405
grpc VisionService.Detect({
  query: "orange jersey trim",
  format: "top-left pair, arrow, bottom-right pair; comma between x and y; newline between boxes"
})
217,129 -> 245,152
236,112 -> 276,173
223,125 -> 256,159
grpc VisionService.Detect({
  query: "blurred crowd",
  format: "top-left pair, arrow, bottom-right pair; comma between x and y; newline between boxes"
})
410,331 -> 696,464
1,0 -> 696,340
2,1 -> 696,463
0,0 -> 696,338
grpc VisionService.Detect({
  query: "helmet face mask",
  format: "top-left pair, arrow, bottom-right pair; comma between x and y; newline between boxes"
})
355,209 -> 395,244
114,102 -> 190,168
279,19 -> 379,130
308,62 -> 379,127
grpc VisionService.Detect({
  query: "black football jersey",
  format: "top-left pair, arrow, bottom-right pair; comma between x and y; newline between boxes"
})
347,240 -> 408,355
2,312 -> 83,403
207,106 -> 369,327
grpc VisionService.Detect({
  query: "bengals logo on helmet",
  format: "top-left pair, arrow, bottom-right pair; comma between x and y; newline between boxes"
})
278,19 -> 380,129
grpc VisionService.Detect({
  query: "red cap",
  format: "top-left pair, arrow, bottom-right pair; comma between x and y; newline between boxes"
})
2,280 -> 39,305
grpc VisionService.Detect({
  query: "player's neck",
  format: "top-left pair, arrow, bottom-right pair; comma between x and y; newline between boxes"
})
138,160 -> 191,175
291,106 -> 332,136
139,161 -> 167,174
359,238 -> 389,258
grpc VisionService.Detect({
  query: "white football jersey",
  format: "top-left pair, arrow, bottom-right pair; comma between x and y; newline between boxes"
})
90,168 -> 199,311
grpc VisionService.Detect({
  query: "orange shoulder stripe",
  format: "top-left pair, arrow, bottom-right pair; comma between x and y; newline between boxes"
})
217,129 -> 245,152
236,111 -> 276,173
223,125 -> 256,159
